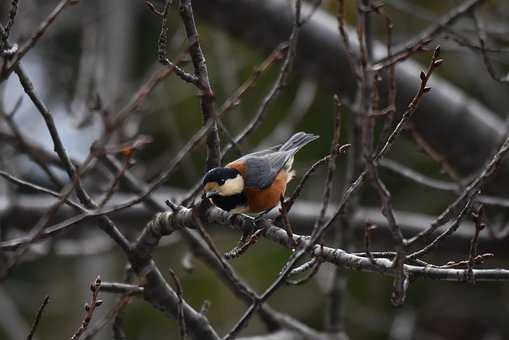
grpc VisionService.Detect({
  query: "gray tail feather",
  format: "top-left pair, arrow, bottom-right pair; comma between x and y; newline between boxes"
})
279,132 -> 319,152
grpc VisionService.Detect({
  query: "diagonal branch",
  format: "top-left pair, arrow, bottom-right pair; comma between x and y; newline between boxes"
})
179,0 -> 221,170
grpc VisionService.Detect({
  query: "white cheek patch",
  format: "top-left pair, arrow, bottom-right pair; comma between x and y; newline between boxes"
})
218,175 -> 245,196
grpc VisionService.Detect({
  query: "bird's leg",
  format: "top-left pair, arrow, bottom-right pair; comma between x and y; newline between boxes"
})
224,228 -> 264,260
224,201 -> 293,259
224,214 -> 264,259
253,207 -> 275,222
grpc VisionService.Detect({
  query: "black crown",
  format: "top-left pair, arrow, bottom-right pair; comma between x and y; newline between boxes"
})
203,167 -> 240,185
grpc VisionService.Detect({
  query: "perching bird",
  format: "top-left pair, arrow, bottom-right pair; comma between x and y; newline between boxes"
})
203,132 -> 319,214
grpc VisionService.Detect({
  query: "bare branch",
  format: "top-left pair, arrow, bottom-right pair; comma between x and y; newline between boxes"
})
408,132 -> 509,246
373,0 -> 487,70
1,0 -> 19,53
140,207 -> 509,282
71,276 -> 103,340
3,0 -> 75,78
470,8 -> 509,83
26,295 -> 50,340
179,0 -> 221,170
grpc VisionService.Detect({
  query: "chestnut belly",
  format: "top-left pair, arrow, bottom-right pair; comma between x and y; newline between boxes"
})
244,170 -> 288,213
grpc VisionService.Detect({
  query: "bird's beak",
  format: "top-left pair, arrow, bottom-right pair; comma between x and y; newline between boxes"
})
205,190 -> 217,199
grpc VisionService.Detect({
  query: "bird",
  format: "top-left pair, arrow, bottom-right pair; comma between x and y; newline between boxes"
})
202,132 -> 319,214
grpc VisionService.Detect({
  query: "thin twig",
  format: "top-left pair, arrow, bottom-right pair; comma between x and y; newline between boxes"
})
367,163 -> 406,305
336,0 -> 361,79
26,295 -> 50,340
316,95 -> 343,228
0,108 -> 63,187
179,0 -> 221,170
219,3 -> 301,161
113,53 -> 188,125
4,0 -> 75,78
279,195 -> 296,247
82,295 -> 133,340
156,1 -> 199,85
407,203 -> 471,260
408,132 -> 509,247
466,205 -> 486,283
169,267 -> 187,340
1,0 -> 19,51
372,0 -> 487,70
218,44 -> 288,118
0,170 -> 82,211
471,8 -> 509,83
71,276 -> 103,340
380,159 -> 509,208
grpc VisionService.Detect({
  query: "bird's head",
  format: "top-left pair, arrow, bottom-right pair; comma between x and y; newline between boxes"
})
203,167 -> 244,198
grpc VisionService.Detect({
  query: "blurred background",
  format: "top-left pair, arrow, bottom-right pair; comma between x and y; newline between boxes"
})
1,0 -> 509,339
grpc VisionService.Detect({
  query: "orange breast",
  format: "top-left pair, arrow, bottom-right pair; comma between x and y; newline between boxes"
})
244,170 -> 288,213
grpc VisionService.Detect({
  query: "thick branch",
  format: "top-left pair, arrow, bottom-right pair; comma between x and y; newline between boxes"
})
136,206 -> 509,282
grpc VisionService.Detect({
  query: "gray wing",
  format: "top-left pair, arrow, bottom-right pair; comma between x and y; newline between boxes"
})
239,132 -> 319,189
243,151 -> 291,189
237,144 -> 282,159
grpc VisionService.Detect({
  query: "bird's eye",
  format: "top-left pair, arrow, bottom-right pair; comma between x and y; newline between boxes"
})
218,179 -> 225,185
